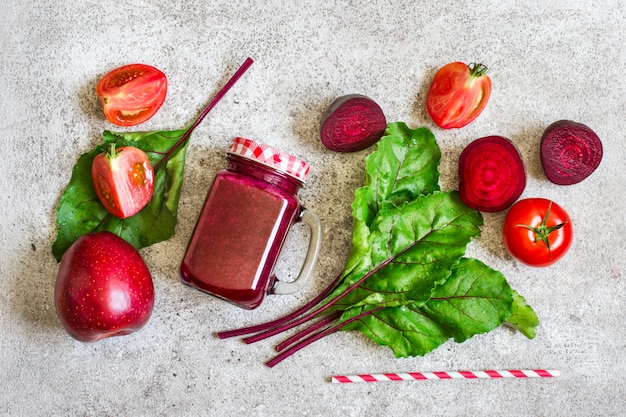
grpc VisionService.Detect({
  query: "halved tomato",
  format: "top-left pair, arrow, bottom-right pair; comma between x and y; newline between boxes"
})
426,62 -> 492,129
96,64 -> 167,126
91,144 -> 155,219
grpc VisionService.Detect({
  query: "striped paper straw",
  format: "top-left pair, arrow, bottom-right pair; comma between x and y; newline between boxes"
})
331,369 -> 560,383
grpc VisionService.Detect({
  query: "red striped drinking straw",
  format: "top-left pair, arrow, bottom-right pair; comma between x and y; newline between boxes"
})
331,369 -> 560,383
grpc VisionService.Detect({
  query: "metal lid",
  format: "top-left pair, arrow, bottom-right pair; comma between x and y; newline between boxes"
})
228,137 -> 310,182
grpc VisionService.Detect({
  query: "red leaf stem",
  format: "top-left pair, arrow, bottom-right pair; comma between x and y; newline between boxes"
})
239,257 -> 393,345
275,311 -> 342,352
216,272 -> 343,339
153,57 -> 253,170
265,306 -> 384,367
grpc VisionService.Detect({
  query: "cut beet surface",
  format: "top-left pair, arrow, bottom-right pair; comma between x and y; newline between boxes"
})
320,94 -> 386,152
540,120 -> 603,185
459,135 -> 526,212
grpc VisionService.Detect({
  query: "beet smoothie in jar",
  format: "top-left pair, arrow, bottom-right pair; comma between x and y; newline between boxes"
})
180,137 -> 321,309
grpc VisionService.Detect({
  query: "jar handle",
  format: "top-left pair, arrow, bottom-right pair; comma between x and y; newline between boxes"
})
272,209 -> 322,295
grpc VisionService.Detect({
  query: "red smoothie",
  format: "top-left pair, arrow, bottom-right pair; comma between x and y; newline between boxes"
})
180,139 -> 309,309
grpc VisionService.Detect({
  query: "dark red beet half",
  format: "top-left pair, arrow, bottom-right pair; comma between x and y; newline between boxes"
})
459,135 -> 526,212
540,120 -> 603,185
319,94 -> 386,152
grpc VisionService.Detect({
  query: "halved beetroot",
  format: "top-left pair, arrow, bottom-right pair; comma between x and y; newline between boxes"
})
319,94 -> 386,152
540,120 -> 603,185
459,135 -> 526,212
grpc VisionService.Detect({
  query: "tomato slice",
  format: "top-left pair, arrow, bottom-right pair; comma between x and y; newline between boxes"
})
502,198 -> 573,267
96,64 -> 167,126
426,62 -> 492,129
91,145 -> 155,219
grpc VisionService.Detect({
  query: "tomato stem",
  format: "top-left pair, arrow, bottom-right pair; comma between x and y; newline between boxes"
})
468,63 -> 489,77
108,142 -> 117,158
517,202 -> 567,259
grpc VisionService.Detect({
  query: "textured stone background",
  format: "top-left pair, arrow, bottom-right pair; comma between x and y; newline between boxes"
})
1,1 -> 624,416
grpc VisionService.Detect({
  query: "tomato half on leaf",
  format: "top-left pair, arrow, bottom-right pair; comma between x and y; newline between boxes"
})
426,62 -> 492,129
91,144 -> 155,219
96,63 -> 167,126
503,198 -> 573,267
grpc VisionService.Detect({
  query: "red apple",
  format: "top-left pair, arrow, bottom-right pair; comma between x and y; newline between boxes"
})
54,231 -> 155,342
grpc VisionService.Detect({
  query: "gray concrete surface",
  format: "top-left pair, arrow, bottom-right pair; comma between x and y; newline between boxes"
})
1,1 -> 625,416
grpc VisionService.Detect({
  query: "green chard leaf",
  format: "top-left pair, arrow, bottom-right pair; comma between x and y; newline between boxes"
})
419,258 -> 513,343
304,124 -> 539,359
359,121 -> 441,223
331,191 -> 483,311
504,289 -> 540,339
340,258 -> 514,358
343,122 -> 442,285
51,128 -> 189,261
340,303 -> 450,358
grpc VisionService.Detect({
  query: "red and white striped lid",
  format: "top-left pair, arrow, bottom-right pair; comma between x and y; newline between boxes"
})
228,137 -> 310,182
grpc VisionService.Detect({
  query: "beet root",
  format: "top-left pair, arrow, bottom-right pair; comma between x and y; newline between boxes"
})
319,94 -> 386,152
540,120 -> 603,185
459,135 -> 526,212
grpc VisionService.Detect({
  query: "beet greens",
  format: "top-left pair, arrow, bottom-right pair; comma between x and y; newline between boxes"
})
52,58 -> 253,261
219,122 -> 538,366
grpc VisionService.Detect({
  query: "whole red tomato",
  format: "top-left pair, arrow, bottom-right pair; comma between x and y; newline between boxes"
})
91,144 -> 155,219
503,198 -> 573,267
426,62 -> 492,129
96,63 -> 167,126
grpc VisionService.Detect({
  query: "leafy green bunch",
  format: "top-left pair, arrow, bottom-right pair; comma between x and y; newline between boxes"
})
336,122 -> 538,356
52,128 -> 189,262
